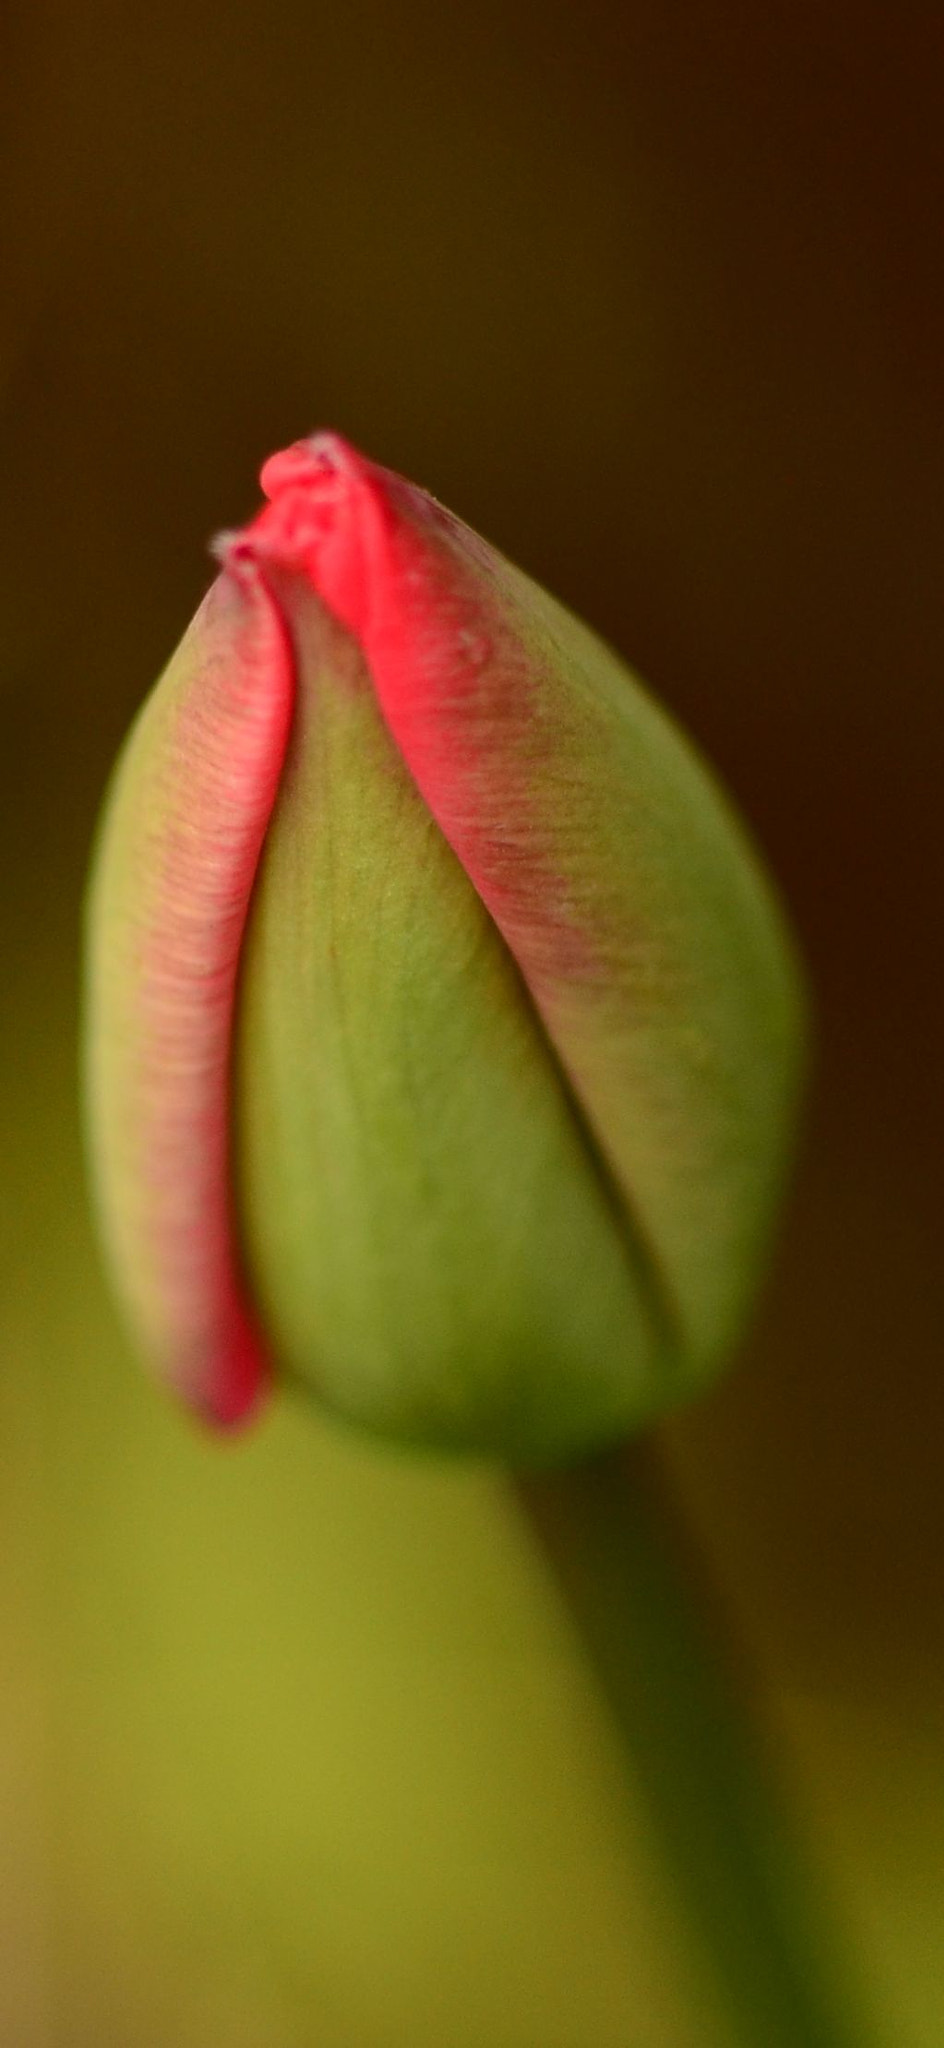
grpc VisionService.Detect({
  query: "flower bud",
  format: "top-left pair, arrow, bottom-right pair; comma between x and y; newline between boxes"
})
83,434 -> 804,1463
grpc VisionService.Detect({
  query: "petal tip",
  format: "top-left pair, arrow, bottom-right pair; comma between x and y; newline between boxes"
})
182,1317 -> 273,1434
238,431 -> 392,639
259,429 -> 366,503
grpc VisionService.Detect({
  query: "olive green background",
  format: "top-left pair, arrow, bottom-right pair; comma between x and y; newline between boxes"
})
1,2 -> 942,2042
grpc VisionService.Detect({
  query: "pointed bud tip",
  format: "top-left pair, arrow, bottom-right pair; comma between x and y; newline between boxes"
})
214,430 -> 395,642
259,430 -> 367,500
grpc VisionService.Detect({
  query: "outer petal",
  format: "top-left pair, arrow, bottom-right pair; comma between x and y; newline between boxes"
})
232,569 -> 672,1461
83,559 -> 293,1423
247,435 -> 805,1383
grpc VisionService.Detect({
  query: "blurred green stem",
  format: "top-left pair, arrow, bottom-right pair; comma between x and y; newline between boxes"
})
517,1444 -> 864,2048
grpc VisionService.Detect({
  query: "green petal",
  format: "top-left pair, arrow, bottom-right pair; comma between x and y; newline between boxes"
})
235,573 -> 674,1462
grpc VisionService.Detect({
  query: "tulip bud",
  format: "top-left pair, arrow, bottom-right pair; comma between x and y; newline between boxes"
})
83,434 -> 804,1462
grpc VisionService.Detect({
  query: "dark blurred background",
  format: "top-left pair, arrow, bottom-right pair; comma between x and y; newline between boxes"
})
1,2 -> 942,2042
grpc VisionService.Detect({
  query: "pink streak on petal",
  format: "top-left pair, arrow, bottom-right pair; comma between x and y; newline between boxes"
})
247,434 -> 590,988
100,551 -> 295,1427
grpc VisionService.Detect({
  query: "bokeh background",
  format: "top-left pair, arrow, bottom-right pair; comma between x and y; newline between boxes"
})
1,1 -> 942,2042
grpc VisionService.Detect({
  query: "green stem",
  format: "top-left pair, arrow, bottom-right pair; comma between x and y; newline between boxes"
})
517,1443 -> 866,2048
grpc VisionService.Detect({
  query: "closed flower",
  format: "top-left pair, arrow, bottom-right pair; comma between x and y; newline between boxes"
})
83,434 -> 804,1463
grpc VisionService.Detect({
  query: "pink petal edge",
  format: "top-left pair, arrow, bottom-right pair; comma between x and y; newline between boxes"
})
127,546 -> 295,1426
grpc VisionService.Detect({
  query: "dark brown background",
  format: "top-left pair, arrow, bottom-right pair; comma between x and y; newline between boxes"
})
1,2 -> 941,2041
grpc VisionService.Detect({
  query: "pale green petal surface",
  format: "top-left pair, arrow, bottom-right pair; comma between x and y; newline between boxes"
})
234,579 -> 673,1462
